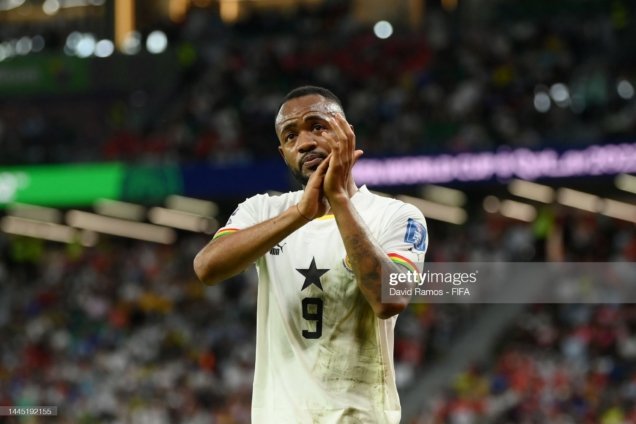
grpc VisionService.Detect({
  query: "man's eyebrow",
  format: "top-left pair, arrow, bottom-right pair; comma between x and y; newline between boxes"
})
278,113 -> 329,133
302,114 -> 329,122
279,122 -> 297,134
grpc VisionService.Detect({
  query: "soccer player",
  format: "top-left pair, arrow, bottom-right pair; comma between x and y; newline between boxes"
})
194,86 -> 428,423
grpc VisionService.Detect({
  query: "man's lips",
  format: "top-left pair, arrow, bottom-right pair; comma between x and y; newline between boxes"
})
301,153 -> 326,170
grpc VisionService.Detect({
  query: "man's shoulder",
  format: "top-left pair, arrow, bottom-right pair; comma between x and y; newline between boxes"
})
242,190 -> 303,209
361,187 -> 423,218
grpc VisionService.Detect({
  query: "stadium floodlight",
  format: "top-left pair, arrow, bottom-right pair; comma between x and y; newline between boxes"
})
64,31 -> 82,56
75,33 -> 96,58
1,216 -> 77,243
67,210 -> 176,244
219,0 -> 240,23
94,39 -> 115,58
115,0 -> 136,52
0,0 -> 26,12
42,0 -> 60,14
617,80 -> 635,100
396,195 -> 467,225
499,200 -> 536,222
533,92 -> 551,113
421,185 -> 466,207
556,188 -> 603,213
1,41 -> 14,59
508,179 -> 554,203
15,37 -> 31,55
121,31 -> 141,55
373,21 -> 393,39
94,199 -> 145,221
146,30 -> 168,54
483,195 -> 500,213
601,199 -> 636,223
615,173 -> 636,194
148,207 -> 218,233
166,195 -> 218,217
549,83 -> 570,107
7,203 -> 62,223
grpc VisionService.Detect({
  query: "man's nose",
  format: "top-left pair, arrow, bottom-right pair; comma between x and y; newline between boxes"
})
297,132 -> 317,153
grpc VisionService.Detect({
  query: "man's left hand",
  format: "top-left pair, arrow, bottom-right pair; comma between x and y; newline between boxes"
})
321,113 -> 363,200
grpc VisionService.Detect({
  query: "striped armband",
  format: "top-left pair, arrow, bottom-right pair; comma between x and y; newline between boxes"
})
212,227 -> 240,240
388,253 -> 418,273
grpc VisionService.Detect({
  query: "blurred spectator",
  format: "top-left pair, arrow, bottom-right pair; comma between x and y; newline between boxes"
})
1,1 -> 635,166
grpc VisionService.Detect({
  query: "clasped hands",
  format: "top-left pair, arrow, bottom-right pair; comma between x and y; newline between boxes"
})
297,113 -> 364,221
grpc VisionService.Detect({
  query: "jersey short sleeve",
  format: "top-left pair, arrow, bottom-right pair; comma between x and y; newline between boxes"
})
379,203 -> 428,273
212,196 -> 261,240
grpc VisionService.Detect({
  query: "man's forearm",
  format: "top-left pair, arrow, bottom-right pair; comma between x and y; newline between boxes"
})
329,196 -> 408,319
194,205 -> 308,285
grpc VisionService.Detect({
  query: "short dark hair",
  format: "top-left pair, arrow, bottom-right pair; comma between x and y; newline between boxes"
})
281,85 -> 343,109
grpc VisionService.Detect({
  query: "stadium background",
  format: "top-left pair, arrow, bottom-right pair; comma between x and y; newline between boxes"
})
1,0 -> 635,422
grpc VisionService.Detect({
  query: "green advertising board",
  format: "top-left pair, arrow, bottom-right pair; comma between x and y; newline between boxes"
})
0,162 -> 184,208
0,163 -> 124,207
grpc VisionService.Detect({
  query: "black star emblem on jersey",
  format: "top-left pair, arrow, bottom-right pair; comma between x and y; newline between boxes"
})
296,258 -> 329,291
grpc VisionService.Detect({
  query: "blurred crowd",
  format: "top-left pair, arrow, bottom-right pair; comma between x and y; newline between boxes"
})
1,0 -> 636,423
1,205 -> 634,423
0,0 -> 635,166
416,303 -> 636,424
1,232 -> 255,423
410,209 -> 636,424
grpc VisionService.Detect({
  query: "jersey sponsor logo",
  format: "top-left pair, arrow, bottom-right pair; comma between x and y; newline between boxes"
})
269,242 -> 286,255
404,218 -> 428,251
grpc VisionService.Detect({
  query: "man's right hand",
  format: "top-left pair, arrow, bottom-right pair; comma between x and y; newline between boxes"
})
297,153 -> 332,220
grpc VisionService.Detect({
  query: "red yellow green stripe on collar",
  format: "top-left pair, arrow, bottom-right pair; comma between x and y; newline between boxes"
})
388,253 -> 418,273
212,227 -> 240,240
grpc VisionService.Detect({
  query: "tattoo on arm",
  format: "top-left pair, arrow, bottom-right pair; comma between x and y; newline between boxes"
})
346,234 -> 384,295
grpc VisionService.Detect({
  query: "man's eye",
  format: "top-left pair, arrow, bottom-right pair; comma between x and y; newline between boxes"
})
285,133 -> 296,142
312,124 -> 326,132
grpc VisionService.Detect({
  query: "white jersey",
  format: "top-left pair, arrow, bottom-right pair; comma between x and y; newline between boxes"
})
213,186 -> 427,423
